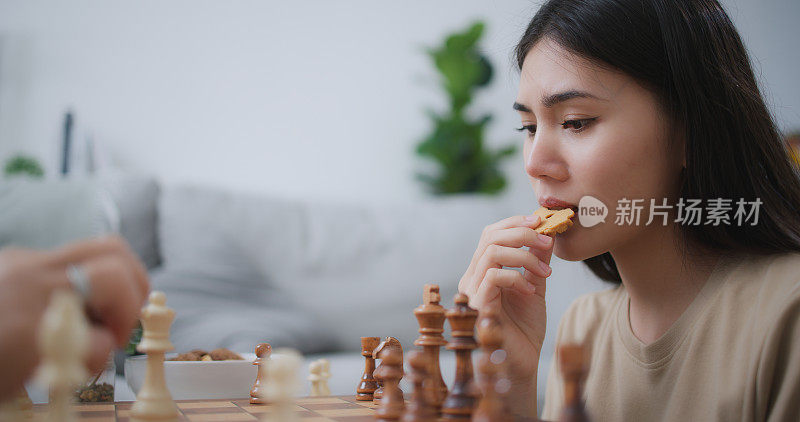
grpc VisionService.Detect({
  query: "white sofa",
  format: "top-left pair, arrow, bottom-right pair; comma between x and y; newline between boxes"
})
1,174 -> 608,411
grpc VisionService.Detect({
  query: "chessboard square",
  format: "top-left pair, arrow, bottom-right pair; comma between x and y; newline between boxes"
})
76,410 -> 116,421
184,413 -> 256,421
252,404 -> 307,412
315,408 -> 375,417
178,401 -> 238,409
295,397 -> 350,405
302,402 -> 364,411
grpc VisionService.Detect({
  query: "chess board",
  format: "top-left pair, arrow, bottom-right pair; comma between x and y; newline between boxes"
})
32,395 -> 383,421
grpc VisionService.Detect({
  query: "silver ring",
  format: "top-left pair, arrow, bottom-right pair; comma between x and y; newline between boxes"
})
66,264 -> 91,300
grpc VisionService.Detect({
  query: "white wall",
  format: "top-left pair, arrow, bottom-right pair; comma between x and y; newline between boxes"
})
1,0 -> 796,204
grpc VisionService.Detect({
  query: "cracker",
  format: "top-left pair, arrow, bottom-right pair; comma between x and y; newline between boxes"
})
533,206 -> 575,236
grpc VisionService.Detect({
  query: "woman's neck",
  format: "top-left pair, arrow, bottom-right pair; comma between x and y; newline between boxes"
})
610,224 -> 720,345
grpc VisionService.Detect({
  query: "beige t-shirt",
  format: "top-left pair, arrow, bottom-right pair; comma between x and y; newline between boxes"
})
541,253 -> 800,422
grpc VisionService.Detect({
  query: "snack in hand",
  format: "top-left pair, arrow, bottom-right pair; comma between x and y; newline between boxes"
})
533,206 -> 575,236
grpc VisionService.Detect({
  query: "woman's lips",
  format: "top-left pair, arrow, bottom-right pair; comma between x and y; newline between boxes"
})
539,197 -> 578,211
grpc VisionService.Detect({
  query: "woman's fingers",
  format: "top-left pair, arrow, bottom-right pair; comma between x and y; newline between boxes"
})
86,326 -> 115,375
79,254 -> 147,347
485,227 -> 553,251
50,236 -> 149,300
472,268 -> 536,310
467,215 -> 542,273
476,244 -> 551,280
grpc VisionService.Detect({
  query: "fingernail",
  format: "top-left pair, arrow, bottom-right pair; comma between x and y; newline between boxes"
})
539,261 -> 552,276
524,215 -> 539,222
538,233 -> 552,245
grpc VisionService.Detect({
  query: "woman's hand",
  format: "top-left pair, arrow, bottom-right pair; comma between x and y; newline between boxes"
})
458,213 -> 554,413
0,236 -> 150,400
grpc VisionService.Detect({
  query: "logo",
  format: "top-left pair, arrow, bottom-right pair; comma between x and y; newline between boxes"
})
578,195 -> 608,227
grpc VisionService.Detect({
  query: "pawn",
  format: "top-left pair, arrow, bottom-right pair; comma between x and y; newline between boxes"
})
401,350 -> 437,422
373,337 -> 403,403
320,359 -> 332,395
262,349 -> 303,422
357,337 -> 381,400
472,313 -> 510,422
309,358 -> 331,396
558,344 -> 591,422
250,342 -> 272,404
37,290 -> 89,422
374,348 -> 405,421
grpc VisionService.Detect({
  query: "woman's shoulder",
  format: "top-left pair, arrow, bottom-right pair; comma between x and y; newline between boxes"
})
724,251 -> 800,299
720,252 -> 800,329
555,285 -> 625,345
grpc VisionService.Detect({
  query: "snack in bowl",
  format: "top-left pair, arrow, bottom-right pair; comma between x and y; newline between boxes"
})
125,351 -> 254,400
170,348 -> 243,361
533,206 -> 576,236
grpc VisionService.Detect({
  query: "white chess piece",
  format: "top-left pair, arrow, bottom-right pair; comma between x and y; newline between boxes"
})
308,359 -> 331,396
319,359 -> 331,396
37,290 -> 89,422
308,360 -> 323,396
261,349 -> 302,422
130,291 -> 179,422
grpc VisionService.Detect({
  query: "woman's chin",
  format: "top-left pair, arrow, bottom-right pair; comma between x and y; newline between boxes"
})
552,228 -> 604,262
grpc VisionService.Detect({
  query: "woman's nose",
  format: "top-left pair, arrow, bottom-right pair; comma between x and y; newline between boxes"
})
525,132 -> 568,182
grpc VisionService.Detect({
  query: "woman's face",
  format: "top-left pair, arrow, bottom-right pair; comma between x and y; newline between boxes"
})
516,39 -> 684,261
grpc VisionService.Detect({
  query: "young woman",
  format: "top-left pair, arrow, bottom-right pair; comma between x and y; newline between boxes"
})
458,0 -> 800,420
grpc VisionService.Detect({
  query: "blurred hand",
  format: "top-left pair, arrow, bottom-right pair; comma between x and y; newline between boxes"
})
458,213 -> 554,389
0,236 -> 149,400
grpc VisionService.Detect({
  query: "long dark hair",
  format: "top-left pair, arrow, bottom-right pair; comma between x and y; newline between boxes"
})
515,0 -> 800,283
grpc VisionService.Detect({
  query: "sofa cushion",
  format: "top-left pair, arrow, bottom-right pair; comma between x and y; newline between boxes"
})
99,172 -> 161,269
0,179 -> 116,250
158,184 -> 518,351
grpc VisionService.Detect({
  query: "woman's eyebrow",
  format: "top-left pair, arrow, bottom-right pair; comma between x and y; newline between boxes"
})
513,90 -> 605,112
541,90 -> 603,108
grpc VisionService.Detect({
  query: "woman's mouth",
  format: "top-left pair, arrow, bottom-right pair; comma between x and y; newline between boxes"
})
538,196 -> 579,212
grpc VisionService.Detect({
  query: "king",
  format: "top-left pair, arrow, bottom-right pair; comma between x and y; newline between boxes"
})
130,291 -> 179,421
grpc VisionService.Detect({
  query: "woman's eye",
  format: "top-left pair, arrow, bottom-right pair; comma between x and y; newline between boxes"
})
516,124 -> 537,135
561,117 -> 597,132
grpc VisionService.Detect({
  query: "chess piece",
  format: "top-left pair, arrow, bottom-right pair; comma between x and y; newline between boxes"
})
356,337 -> 381,400
374,348 -> 405,421
37,290 -> 89,422
373,337 -> 403,403
130,291 -> 179,422
309,358 -> 331,396
473,313 -> 510,422
261,349 -> 303,422
442,293 -> 479,419
401,350 -> 438,422
413,284 -> 448,411
250,343 -> 272,404
558,344 -> 591,422
320,359 -> 332,396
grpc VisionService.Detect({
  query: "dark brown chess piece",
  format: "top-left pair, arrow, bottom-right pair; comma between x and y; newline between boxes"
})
473,314 -> 510,422
249,342 -> 272,404
401,349 -> 438,422
413,284 -> 448,412
442,293 -> 479,419
558,344 -> 591,422
373,336 -> 403,404
374,347 -> 405,421
357,336 -> 381,400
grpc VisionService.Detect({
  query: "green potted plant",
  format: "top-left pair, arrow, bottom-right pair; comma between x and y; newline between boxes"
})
416,22 -> 516,195
4,155 -> 45,179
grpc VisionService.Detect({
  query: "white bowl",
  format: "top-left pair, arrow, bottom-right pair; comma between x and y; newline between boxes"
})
124,353 -> 256,400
